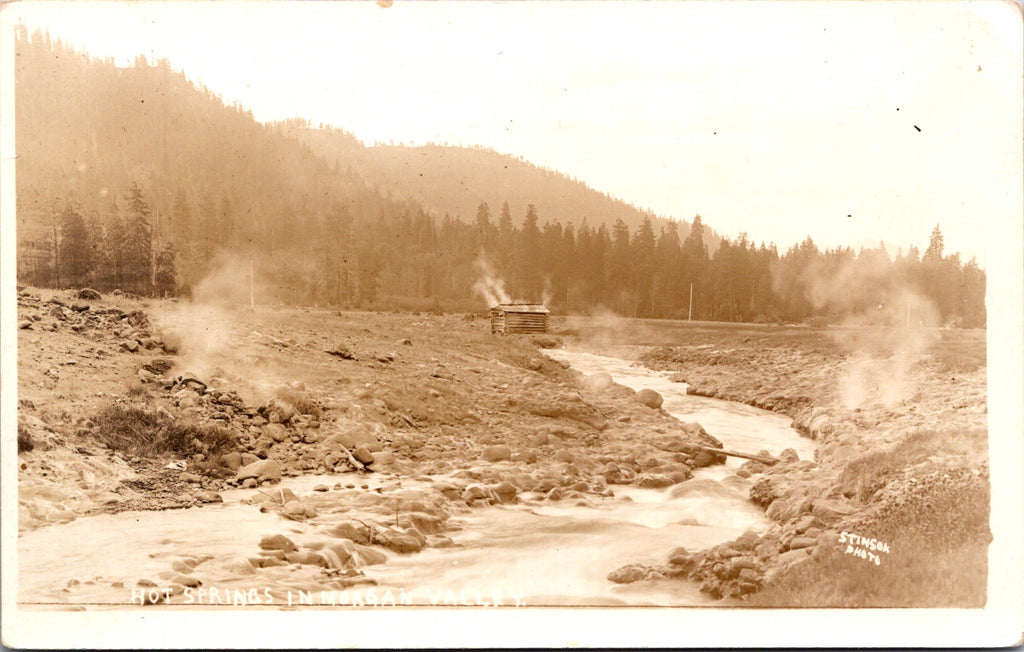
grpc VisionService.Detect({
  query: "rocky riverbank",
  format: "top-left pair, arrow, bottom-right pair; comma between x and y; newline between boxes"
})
589,323 -> 989,606
18,288 -> 745,603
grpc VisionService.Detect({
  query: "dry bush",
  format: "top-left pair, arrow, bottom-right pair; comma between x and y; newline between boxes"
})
126,384 -> 151,398
91,405 -> 238,476
273,387 -> 323,419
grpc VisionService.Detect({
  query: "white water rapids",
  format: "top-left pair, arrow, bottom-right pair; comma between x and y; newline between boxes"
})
18,348 -> 817,608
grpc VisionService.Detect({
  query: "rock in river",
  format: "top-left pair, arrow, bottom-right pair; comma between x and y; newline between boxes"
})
195,490 -> 223,504
259,534 -> 297,553
236,459 -> 282,482
635,388 -> 664,409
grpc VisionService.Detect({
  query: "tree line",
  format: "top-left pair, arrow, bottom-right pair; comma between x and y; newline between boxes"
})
27,182 -> 986,328
15,28 -> 984,326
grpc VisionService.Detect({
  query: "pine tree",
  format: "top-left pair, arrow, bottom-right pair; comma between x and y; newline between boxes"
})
924,224 -> 944,261
631,216 -> 656,316
58,205 -> 93,288
154,242 -> 177,296
122,183 -> 154,294
514,204 -> 542,300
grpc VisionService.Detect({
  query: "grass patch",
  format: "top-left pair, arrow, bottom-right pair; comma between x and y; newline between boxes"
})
749,467 -> 990,607
839,428 -> 988,502
931,331 -> 987,373
747,530 -> 988,608
126,384 -> 151,398
91,404 -> 238,476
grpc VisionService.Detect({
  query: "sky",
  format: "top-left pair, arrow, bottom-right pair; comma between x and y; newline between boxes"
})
4,1 -> 1022,265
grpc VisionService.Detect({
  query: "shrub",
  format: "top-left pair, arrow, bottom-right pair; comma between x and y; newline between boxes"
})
126,384 -> 150,398
530,335 -> 562,349
91,404 -> 238,475
273,387 -> 322,419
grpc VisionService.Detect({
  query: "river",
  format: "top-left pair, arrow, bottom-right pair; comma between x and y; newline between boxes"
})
18,347 -> 817,608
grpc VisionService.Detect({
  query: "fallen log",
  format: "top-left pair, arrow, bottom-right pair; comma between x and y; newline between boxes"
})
337,443 -> 367,472
694,445 -> 780,466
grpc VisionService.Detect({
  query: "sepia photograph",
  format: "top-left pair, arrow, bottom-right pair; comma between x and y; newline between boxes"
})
1,0 -> 1022,647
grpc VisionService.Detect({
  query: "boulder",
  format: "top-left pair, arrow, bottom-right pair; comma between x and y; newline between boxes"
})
195,490 -> 223,504
352,445 -> 375,465
324,522 -> 372,545
263,423 -> 288,442
492,481 -> 519,503
236,459 -> 282,482
778,448 -> 800,463
322,539 -> 360,569
776,547 -> 811,567
581,372 -> 614,393
259,534 -> 297,553
462,484 -> 497,505
285,550 -> 328,567
221,452 -> 243,472
635,388 -> 664,409
375,529 -> 423,554
607,564 -> 649,584
553,449 -> 574,463
398,512 -> 445,535
651,435 -> 692,453
355,545 -> 388,566
77,288 -> 102,300
325,423 -> 383,452
636,473 -> 675,488
608,384 -> 637,399
787,537 -> 817,551
281,500 -> 318,520
765,498 -> 791,522
692,450 -> 720,467
482,445 -> 512,462
811,498 -> 857,525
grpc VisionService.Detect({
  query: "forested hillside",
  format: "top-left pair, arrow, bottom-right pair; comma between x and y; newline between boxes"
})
14,29 -> 985,326
288,126 -> 678,234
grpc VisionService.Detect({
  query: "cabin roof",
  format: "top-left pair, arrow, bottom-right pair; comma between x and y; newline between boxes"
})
491,303 -> 550,314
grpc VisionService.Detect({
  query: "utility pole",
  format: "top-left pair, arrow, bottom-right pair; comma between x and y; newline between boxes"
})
688,283 -> 693,321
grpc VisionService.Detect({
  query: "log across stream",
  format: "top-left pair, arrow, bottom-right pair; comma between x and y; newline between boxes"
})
18,348 -> 816,608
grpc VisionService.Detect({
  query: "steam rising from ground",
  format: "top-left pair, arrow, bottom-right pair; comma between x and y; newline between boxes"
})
152,253 -> 256,378
803,260 -> 945,410
574,307 -> 633,350
472,254 -> 511,307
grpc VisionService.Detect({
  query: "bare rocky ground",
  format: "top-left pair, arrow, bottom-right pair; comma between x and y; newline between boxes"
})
567,318 -> 989,604
17,291 -> 989,605
16,288 -> 729,600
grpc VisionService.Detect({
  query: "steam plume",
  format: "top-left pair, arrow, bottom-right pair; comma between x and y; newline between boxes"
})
472,253 -> 511,307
